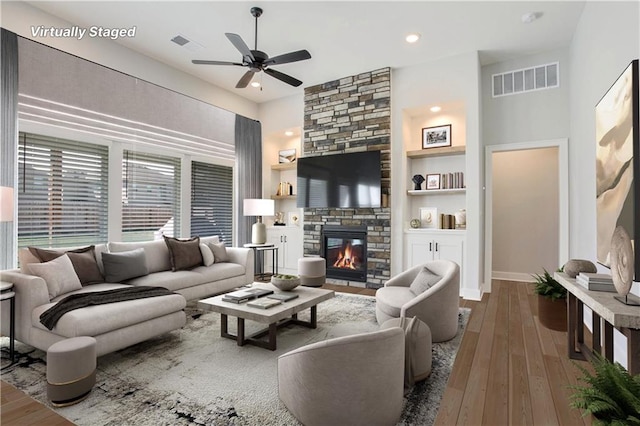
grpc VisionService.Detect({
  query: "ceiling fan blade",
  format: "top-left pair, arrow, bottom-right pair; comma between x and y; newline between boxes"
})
236,70 -> 256,88
192,60 -> 244,66
264,68 -> 303,87
225,33 -> 255,62
264,50 -> 312,66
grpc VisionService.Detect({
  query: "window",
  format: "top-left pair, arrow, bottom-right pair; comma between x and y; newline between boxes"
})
191,161 -> 233,244
17,132 -> 108,249
122,150 -> 180,242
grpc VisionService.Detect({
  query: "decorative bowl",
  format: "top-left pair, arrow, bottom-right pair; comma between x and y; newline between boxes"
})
271,274 -> 301,291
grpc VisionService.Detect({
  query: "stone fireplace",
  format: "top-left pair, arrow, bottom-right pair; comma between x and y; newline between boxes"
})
302,68 -> 391,289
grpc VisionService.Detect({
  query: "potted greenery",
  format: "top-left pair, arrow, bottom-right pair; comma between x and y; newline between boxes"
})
532,268 -> 567,331
571,353 -> 640,425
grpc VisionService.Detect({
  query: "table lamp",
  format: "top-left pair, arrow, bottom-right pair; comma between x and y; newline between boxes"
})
243,198 -> 274,244
0,186 -> 14,222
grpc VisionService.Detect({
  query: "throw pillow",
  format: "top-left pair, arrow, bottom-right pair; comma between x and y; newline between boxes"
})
163,236 -> 203,271
28,246 -> 104,285
208,241 -> 230,263
409,266 -> 442,295
200,243 -> 215,266
101,248 -> 149,282
27,254 -> 82,299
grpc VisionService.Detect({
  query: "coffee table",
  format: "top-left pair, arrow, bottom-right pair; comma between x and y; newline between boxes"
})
198,284 -> 334,350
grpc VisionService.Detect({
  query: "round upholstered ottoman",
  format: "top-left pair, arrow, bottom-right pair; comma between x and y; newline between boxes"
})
47,336 -> 97,406
381,317 -> 432,382
298,257 -> 326,287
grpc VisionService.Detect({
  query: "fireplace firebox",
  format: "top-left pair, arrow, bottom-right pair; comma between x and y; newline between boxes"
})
321,225 -> 367,282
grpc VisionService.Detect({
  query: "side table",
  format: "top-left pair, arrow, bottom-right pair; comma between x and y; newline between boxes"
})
1,281 -> 15,367
243,243 -> 279,281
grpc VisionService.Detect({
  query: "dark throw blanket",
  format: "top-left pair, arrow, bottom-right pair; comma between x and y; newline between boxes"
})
40,286 -> 176,330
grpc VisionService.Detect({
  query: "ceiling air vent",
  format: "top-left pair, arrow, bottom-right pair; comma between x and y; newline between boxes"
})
171,35 -> 190,46
171,34 -> 205,52
492,62 -> 559,98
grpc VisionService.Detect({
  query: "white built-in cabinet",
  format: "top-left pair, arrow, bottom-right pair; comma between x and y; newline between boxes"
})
265,226 -> 303,275
405,229 -> 465,295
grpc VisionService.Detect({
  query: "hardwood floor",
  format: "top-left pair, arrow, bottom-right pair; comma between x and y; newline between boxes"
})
1,281 -> 591,425
435,279 -> 592,425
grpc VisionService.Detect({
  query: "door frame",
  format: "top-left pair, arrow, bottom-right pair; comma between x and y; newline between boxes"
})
483,138 -> 569,293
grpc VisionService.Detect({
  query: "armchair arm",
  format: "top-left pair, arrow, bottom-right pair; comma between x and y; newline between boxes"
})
0,269 -> 50,345
226,247 -> 254,285
384,264 -> 424,287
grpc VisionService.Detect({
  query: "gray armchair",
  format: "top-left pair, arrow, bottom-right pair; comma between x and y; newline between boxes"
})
375,260 -> 460,342
278,327 -> 405,426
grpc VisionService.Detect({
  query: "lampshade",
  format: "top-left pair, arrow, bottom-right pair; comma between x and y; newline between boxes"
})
0,186 -> 14,222
243,198 -> 275,217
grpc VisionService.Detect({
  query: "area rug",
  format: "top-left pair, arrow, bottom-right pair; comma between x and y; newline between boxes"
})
2,293 -> 470,425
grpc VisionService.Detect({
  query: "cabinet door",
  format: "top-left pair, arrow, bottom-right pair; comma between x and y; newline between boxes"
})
281,228 -> 303,272
265,231 -> 286,272
405,235 -> 435,269
432,236 -> 463,265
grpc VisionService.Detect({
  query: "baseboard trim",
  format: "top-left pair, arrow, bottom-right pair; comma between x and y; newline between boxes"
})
492,271 -> 534,283
461,288 -> 482,301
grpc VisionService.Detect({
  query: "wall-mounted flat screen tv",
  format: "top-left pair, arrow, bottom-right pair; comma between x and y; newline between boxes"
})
595,59 -> 639,281
296,150 -> 381,208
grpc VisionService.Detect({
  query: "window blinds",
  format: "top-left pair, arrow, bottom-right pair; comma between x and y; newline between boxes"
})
17,132 -> 109,249
122,150 -> 181,242
191,161 -> 233,245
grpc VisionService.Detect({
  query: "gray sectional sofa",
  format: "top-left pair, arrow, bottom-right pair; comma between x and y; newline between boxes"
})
0,235 -> 254,356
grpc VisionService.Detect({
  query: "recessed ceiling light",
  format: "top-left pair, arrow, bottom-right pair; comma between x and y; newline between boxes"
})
521,12 -> 541,24
405,33 -> 421,43
430,106 -> 442,113
251,81 -> 261,88
285,131 -> 294,137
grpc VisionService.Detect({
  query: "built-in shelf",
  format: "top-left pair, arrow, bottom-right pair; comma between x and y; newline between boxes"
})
271,195 -> 296,200
271,162 -> 297,171
408,188 -> 466,196
406,145 -> 466,159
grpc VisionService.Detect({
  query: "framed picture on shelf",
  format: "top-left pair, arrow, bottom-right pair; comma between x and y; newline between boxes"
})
419,207 -> 438,229
426,173 -> 441,190
422,124 -> 452,149
279,148 -> 297,163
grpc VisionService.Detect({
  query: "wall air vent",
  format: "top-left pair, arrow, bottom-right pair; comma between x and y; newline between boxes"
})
492,62 -> 559,97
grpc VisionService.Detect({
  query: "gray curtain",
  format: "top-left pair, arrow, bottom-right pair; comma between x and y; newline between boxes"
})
235,115 -> 262,245
1,29 -> 18,270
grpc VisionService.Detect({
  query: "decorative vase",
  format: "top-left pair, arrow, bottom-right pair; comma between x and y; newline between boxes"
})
537,295 -> 567,331
271,275 -> 301,291
454,209 -> 466,228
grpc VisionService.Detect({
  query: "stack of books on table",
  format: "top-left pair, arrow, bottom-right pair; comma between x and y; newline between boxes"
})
575,272 -> 616,292
222,288 -> 274,304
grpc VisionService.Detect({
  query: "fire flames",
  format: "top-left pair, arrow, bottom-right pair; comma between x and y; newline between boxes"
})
333,243 -> 359,270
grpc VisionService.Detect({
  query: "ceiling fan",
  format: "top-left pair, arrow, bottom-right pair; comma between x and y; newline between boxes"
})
192,7 -> 312,88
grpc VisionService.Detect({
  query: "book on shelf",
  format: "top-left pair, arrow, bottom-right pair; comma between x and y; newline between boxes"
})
267,293 -> 300,302
247,298 -> 282,309
575,273 -> 616,292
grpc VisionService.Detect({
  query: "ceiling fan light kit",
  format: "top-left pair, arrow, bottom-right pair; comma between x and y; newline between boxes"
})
192,6 -> 311,89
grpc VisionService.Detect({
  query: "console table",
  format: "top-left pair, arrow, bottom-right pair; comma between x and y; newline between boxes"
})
554,272 -> 640,375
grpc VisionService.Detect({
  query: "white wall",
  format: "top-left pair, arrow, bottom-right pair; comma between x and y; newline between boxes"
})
492,147 -> 559,277
392,52 -> 482,300
482,48 -> 571,145
569,1 -> 640,367
1,1 -> 258,119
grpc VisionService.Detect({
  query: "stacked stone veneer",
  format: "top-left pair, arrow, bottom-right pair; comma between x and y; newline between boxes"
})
303,68 -> 391,289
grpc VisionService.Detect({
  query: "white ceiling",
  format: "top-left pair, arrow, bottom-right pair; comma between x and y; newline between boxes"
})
26,1 -> 586,104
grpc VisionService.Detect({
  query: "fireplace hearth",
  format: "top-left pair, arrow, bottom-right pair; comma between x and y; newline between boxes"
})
321,225 -> 367,282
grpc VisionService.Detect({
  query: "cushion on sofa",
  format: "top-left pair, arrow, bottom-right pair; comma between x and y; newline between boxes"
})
27,254 -> 83,299
32,292 -> 187,337
164,236 -> 203,271
102,249 -> 149,282
109,240 -> 171,273
126,262 -> 245,292
200,244 -> 214,266
409,266 -> 441,295
29,246 -> 104,285
208,241 -> 230,263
